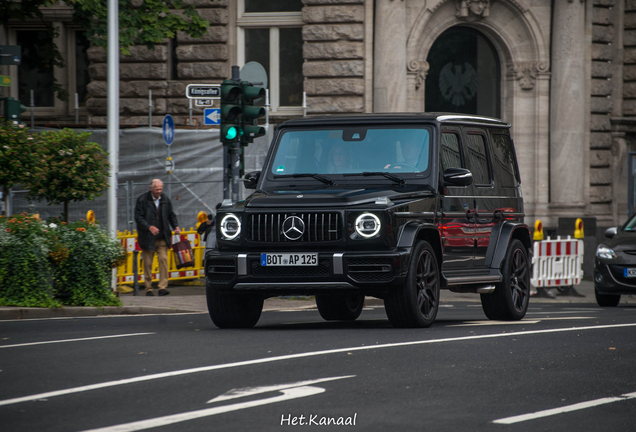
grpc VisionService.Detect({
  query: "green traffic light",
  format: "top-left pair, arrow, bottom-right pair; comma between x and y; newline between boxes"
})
225,126 -> 238,140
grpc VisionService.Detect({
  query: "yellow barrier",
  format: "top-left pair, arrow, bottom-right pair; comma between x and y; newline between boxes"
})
116,226 -> 205,286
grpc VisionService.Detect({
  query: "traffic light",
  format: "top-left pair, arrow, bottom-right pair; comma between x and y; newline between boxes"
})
240,81 -> 266,145
220,80 -> 243,145
2,97 -> 26,124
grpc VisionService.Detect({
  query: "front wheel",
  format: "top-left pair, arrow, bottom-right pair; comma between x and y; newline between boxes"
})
595,287 -> 620,307
315,295 -> 364,321
384,240 -> 440,328
481,239 -> 530,320
206,282 -> 263,328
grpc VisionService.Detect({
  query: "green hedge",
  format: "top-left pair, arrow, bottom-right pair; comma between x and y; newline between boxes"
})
0,213 -> 125,308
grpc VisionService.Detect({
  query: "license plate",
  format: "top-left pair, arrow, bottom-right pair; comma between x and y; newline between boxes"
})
261,253 -> 318,266
625,268 -> 636,278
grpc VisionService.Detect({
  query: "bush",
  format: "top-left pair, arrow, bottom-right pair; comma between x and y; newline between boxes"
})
0,213 -> 125,308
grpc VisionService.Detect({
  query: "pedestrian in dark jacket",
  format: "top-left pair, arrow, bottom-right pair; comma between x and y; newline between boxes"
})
134,179 -> 181,296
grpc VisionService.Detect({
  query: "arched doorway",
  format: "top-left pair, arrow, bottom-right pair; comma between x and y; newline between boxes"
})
425,26 -> 500,117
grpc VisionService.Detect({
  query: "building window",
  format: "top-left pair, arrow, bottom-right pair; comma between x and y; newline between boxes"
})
17,30 -> 55,107
237,0 -> 304,115
75,31 -> 90,107
426,26 -> 500,118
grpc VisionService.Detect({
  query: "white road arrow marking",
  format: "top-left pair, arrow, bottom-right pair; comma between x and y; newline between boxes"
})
81,385 -> 330,432
207,375 -> 355,403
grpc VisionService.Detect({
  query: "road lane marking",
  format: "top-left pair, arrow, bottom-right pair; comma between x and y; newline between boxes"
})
81,386 -> 326,432
493,391 -> 636,424
0,333 -> 155,349
207,375 -> 355,403
1,323 -> 635,407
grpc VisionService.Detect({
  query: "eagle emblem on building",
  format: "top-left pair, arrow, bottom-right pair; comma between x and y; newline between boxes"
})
438,62 -> 478,107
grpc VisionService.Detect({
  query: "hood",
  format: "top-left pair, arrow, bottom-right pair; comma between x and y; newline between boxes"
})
607,231 -> 636,253
243,187 -> 434,209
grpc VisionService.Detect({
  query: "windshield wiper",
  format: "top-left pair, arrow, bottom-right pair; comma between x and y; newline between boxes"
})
274,173 -> 334,185
343,172 -> 406,186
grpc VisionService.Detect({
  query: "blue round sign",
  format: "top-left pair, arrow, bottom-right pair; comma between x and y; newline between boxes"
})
162,115 -> 175,146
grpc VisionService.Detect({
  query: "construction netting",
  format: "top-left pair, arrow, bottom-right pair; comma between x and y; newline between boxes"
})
9,127 -> 272,231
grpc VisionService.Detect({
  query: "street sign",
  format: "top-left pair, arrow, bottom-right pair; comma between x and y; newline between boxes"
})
195,99 -> 213,107
186,84 -> 221,100
162,115 -> 175,145
165,158 -> 175,174
241,62 -> 268,91
0,75 -> 11,86
204,108 -> 220,125
0,46 -> 21,66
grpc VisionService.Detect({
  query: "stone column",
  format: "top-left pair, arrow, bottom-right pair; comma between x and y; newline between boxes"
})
549,0 -> 587,207
373,0 -> 407,112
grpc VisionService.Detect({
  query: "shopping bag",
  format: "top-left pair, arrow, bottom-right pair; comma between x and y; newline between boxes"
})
172,239 -> 194,269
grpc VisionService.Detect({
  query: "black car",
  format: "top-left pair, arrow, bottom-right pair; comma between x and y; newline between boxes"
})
205,113 -> 532,328
594,213 -> 636,306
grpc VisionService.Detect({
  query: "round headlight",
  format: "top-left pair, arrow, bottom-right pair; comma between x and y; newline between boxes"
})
220,214 -> 241,240
355,213 -> 381,238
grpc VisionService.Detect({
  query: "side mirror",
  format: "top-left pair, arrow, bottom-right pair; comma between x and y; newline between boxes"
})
443,168 -> 473,187
604,227 -> 618,239
243,171 -> 260,190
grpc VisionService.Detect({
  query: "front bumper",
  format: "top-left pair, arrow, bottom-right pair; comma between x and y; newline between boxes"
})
204,249 -> 411,295
594,260 -> 636,295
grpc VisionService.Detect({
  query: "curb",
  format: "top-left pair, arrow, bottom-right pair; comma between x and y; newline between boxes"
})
0,306 -> 202,320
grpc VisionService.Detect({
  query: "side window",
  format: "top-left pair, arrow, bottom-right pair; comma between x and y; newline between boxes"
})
490,133 -> 519,187
440,132 -> 463,172
464,133 -> 491,186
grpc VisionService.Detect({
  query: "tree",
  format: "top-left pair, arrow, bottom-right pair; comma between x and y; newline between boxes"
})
26,129 -> 110,222
0,0 -> 211,101
0,122 -> 43,214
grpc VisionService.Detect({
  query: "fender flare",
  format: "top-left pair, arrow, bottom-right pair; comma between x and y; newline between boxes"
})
486,222 -> 532,269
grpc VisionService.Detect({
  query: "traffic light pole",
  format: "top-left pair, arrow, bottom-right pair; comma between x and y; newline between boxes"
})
231,140 -> 241,202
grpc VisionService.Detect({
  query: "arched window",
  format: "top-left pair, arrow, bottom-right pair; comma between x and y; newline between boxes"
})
425,26 -> 500,117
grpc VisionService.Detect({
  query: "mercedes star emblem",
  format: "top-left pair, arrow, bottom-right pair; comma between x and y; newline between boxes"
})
282,216 -> 305,241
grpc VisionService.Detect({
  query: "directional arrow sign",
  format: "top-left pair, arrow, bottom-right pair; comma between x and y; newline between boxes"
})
186,84 -> 221,100
204,108 -> 220,125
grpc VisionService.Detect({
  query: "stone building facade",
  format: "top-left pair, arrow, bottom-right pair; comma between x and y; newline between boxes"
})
2,0 -> 635,228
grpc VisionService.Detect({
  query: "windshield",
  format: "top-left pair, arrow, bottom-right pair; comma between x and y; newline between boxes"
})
624,213 -> 636,232
270,127 -> 431,177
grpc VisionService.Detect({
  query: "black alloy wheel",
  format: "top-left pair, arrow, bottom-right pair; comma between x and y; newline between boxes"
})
385,240 -> 440,328
206,282 -> 263,328
316,295 -> 365,321
481,239 -> 530,320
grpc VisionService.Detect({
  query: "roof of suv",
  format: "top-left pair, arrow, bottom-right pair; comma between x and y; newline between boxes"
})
279,113 -> 511,128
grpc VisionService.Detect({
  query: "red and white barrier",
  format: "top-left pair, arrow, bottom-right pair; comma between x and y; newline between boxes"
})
531,236 -> 583,288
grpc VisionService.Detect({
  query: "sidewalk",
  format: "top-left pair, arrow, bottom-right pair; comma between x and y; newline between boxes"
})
2,279 -> 629,321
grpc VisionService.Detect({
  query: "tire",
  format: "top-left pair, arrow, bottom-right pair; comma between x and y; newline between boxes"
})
595,287 -> 620,307
206,282 -> 263,328
316,295 -> 364,321
480,239 -> 530,321
384,240 -> 440,328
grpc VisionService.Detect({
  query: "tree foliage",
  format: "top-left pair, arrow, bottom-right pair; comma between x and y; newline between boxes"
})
0,0 -> 212,100
0,122 -> 43,190
26,129 -> 110,221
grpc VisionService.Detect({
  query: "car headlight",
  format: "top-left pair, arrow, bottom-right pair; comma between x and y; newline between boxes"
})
596,244 -> 616,260
220,213 -> 241,240
355,213 -> 381,238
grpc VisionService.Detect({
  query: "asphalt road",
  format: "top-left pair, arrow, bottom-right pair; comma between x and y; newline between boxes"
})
1,301 -> 635,432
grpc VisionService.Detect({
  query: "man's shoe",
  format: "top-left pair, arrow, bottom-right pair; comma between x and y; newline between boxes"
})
146,291 -> 154,296
158,289 -> 170,296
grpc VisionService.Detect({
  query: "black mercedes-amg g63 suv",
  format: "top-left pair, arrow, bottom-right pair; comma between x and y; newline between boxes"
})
204,113 -> 531,328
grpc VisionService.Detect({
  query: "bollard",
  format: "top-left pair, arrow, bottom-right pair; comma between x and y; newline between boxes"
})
574,218 -> 584,239
533,219 -> 543,241
133,250 -> 140,296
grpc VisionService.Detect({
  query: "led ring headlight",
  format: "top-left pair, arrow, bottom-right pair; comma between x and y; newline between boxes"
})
355,213 -> 381,238
220,213 -> 241,240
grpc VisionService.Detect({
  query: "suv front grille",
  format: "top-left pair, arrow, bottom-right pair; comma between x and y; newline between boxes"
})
247,212 -> 343,243
347,257 -> 395,282
206,258 -> 236,283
